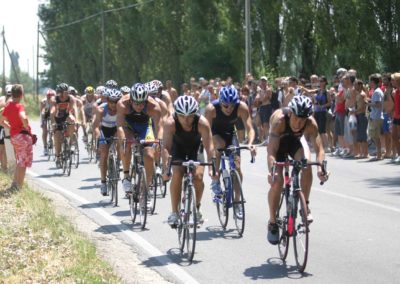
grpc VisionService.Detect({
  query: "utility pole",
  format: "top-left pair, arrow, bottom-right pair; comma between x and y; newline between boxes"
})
2,26 -> 5,96
36,22 -> 40,99
245,0 -> 251,75
101,11 -> 105,83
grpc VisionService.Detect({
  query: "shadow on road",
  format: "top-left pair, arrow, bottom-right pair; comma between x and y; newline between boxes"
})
82,177 -> 100,182
112,210 -> 130,217
196,226 -> 242,241
141,248 -> 202,268
78,185 -> 98,190
243,257 -> 312,280
363,176 -> 400,189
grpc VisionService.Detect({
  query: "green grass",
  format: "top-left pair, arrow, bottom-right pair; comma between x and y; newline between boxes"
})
23,93 -> 41,119
0,173 -> 121,283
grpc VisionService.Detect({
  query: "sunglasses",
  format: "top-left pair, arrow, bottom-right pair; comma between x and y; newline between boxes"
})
222,103 -> 235,109
132,101 -> 145,106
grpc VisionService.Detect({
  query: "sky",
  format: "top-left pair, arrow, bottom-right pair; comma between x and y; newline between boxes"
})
0,0 -> 47,78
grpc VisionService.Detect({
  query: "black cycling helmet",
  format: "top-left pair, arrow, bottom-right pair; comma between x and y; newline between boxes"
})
56,83 -> 69,93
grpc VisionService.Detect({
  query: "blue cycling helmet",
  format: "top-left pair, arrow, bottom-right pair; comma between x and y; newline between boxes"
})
219,85 -> 239,104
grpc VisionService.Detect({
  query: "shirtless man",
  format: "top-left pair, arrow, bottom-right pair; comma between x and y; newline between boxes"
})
354,79 -> 368,158
256,76 -> 273,142
166,80 -> 179,103
267,96 -> 327,244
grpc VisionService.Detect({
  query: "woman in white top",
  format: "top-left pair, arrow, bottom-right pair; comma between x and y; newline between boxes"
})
93,88 -> 122,195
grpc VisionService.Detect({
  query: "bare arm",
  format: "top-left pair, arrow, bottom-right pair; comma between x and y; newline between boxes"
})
204,103 -> 216,127
198,116 -> 215,163
162,117 -> 175,173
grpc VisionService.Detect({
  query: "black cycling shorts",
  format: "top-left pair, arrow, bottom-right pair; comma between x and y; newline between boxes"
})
276,136 -> 303,162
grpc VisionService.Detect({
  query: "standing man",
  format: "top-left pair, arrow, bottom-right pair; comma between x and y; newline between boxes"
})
368,74 -> 384,161
256,76 -> 273,143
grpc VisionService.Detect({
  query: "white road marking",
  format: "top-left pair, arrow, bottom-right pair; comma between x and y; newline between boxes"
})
248,171 -> 400,214
27,169 -> 199,284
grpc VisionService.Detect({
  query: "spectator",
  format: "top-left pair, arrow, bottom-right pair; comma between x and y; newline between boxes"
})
390,72 -> 400,163
0,84 -> 34,190
381,73 -> 394,158
198,80 -> 211,115
0,84 -> 12,172
354,79 -> 369,158
313,76 -> 331,150
368,73 -> 384,161
333,81 -> 347,156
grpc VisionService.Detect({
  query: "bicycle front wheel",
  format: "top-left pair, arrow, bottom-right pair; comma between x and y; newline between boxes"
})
71,141 -> 79,169
184,184 -> 197,263
231,170 -> 245,236
277,190 -> 289,261
293,190 -> 309,273
147,174 -> 158,215
137,168 -> 148,229
108,155 -> 118,206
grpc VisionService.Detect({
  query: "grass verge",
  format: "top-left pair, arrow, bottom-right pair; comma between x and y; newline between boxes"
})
23,93 -> 41,119
0,173 -> 121,283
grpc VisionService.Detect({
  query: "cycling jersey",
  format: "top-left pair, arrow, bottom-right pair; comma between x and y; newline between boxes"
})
124,102 -> 154,141
101,104 -> 117,128
211,100 -> 239,147
55,96 -> 70,119
84,96 -> 96,120
276,107 -> 308,162
172,113 -> 201,161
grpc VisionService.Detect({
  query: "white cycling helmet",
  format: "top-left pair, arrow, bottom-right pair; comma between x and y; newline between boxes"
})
288,95 -> 313,118
174,95 -> 198,116
130,83 -> 148,102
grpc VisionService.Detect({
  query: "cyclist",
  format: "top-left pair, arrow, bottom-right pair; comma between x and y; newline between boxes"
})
120,86 -> 131,96
40,88 -> 55,155
93,88 -> 122,195
50,83 -> 78,167
81,86 -> 97,142
116,83 -> 162,194
162,95 -> 216,226
147,80 -> 174,115
204,85 -> 256,199
68,86 -> 86,140
267,95 -> 328,245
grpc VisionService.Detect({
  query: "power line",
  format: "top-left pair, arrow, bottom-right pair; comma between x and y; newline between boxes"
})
42,0 -> 156,32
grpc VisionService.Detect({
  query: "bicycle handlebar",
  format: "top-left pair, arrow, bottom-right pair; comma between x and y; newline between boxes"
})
272,159 -> 329,185
167,156 -> 216,177
217,145 -> 255,163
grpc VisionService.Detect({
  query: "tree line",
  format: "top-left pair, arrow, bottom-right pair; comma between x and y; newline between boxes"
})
38,0 -> 400,92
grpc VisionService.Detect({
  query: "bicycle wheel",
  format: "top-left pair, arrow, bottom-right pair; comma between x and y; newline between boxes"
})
62,139 -> 68,174
231,170 -> 245,236
71,141 -> 79,169
276,190 -> 289,261
216,176 -> 229,229
66,146 -> 72,177
185,184 -> 197,262
162,181 -> 167,198
147,175 -> 157,215
87,132 -> 93,160
137,168 -> 148,229
293,190 -> 309,273
108,155 -> 118,206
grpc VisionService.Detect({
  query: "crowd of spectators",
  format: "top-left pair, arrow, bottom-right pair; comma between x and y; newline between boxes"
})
168,68 -> 400,163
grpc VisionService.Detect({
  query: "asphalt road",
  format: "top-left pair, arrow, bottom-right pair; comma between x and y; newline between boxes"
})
28,121 -> 400,284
